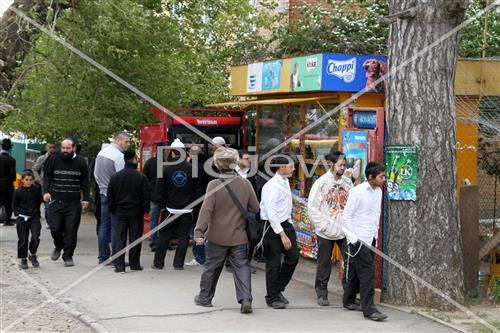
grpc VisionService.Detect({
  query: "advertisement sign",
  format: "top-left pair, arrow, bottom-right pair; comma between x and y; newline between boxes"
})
262,60 -> 283,91
290,54 -> 323,92
321,54 -> 387,94
247,62 -> 263,93
172,116 -> 241,127
386,145 -> 418,201
341,130 -> 369,184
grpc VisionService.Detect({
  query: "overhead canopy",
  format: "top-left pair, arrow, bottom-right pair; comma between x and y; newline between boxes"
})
206,96 -> 338,108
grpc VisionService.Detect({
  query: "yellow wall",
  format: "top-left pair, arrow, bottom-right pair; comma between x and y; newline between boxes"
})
456,99 -> 479,188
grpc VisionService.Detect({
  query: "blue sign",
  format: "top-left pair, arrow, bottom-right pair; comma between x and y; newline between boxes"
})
262,60 -> 282,91
341,130 -> 369,184
321,54 -> 387,94
353,111 -> 377,129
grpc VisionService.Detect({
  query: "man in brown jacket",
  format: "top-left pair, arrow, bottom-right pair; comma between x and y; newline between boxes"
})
194,148 -> 259,314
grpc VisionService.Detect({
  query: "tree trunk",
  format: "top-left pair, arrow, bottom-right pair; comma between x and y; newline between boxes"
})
386,0 -> 467,308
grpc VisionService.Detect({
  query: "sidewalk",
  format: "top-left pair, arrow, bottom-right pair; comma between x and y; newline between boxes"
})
0,218 -> 458,332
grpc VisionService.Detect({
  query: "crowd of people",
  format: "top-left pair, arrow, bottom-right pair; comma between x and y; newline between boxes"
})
0,133 -> 388,321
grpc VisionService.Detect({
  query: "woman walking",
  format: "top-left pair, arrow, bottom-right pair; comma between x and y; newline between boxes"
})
194,147 -> 259,314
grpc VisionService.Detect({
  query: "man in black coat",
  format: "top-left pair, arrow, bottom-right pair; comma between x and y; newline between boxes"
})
0,138 -> 16,225
108,150 -> 150,273
152,139 -> 202,270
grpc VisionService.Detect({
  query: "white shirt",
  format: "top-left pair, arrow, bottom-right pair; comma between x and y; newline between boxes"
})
342,181 -> 382,244
235,165 -> 250,179
260,173 -> 293,234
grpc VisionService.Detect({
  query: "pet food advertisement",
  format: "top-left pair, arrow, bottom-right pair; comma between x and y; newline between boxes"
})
290,54 -> 323,92
321,54 -> 387,94
341,129 -> 369,184
386,145 -> 418,201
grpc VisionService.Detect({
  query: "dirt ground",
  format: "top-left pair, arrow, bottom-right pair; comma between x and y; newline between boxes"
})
0,235 -> 92,332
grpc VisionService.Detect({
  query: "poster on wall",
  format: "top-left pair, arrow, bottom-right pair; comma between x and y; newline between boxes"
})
247,62 -> 263,93
290,54 -> 323,92
321,54 -> 388,94
262,60 -> 282,91
386,145 -> 418,201
341,130 -> 369,184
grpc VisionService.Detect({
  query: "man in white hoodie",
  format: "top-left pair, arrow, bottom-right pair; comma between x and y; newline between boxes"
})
308,151 -> 353,306
94,131 -> 130,264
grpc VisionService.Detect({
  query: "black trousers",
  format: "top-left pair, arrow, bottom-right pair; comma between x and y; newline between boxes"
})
154,212 -> 192,269
113,209 -> 144,271
263,222 -> 300,303
315,236 -> 348,298
48,200 -> 81,260
199,242 -> 252,304
342,239 -> 378,317
16,217 -> 41,258
0,181 -> 13,222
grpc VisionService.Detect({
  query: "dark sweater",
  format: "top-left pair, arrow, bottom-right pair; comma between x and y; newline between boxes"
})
12,185 -> 43,218
0,151 -> 16,183
107,164 -> 150,215
157,159 -> 202,209
43,152 -> 90,201
142,156 -> 159,203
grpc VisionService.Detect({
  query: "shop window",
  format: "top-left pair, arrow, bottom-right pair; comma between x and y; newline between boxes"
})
303,104 -> 339,161
258,105 -> 289,157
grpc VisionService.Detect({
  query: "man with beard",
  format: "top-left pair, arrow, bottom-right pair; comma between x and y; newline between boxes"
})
308,151 -> 353,306
43,138 -> 89,267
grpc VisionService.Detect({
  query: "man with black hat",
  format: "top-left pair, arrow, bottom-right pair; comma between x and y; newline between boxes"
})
43,138 -> 89,267
0,138 -> 16,225
107,150 -> 150,273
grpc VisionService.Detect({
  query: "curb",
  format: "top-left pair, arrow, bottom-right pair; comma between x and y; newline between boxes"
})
10,257 -> 107,333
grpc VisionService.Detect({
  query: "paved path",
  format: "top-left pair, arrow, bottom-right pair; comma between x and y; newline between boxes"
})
1,222 -> 457,332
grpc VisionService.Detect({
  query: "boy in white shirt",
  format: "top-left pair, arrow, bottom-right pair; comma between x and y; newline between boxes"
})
342,162 -> 387,321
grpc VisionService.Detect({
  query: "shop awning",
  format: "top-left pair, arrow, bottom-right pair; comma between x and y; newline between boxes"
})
206,96 -> 337,108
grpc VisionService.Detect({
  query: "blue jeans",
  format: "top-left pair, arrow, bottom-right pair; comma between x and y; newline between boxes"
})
149,202 -> 160,249
98,194 -> 116,263
191,223 -> 206,264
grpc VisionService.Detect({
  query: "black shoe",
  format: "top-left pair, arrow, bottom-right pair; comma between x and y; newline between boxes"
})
366,311 -> 387,321
51,248 -> 61,261
114,268 -> 125,273
240,300 -> 253,314
29,254 -> 39,268
64,258 -> 74,267
174,266 -> 184,271
343,303 -> 361,311
151,264 -> 163,270
130,266 -> 143,271
194,295 -> 212,307
317,296 -> 330,306
19,258 -> 28,269
267,300 -> 286,309
278,292 -> 289,305
3,220 -> 14,226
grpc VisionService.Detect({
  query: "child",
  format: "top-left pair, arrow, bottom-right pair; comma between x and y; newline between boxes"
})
12,170 -> 43,269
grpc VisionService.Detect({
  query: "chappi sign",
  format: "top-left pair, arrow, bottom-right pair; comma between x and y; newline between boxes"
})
238,53 -> 387,95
